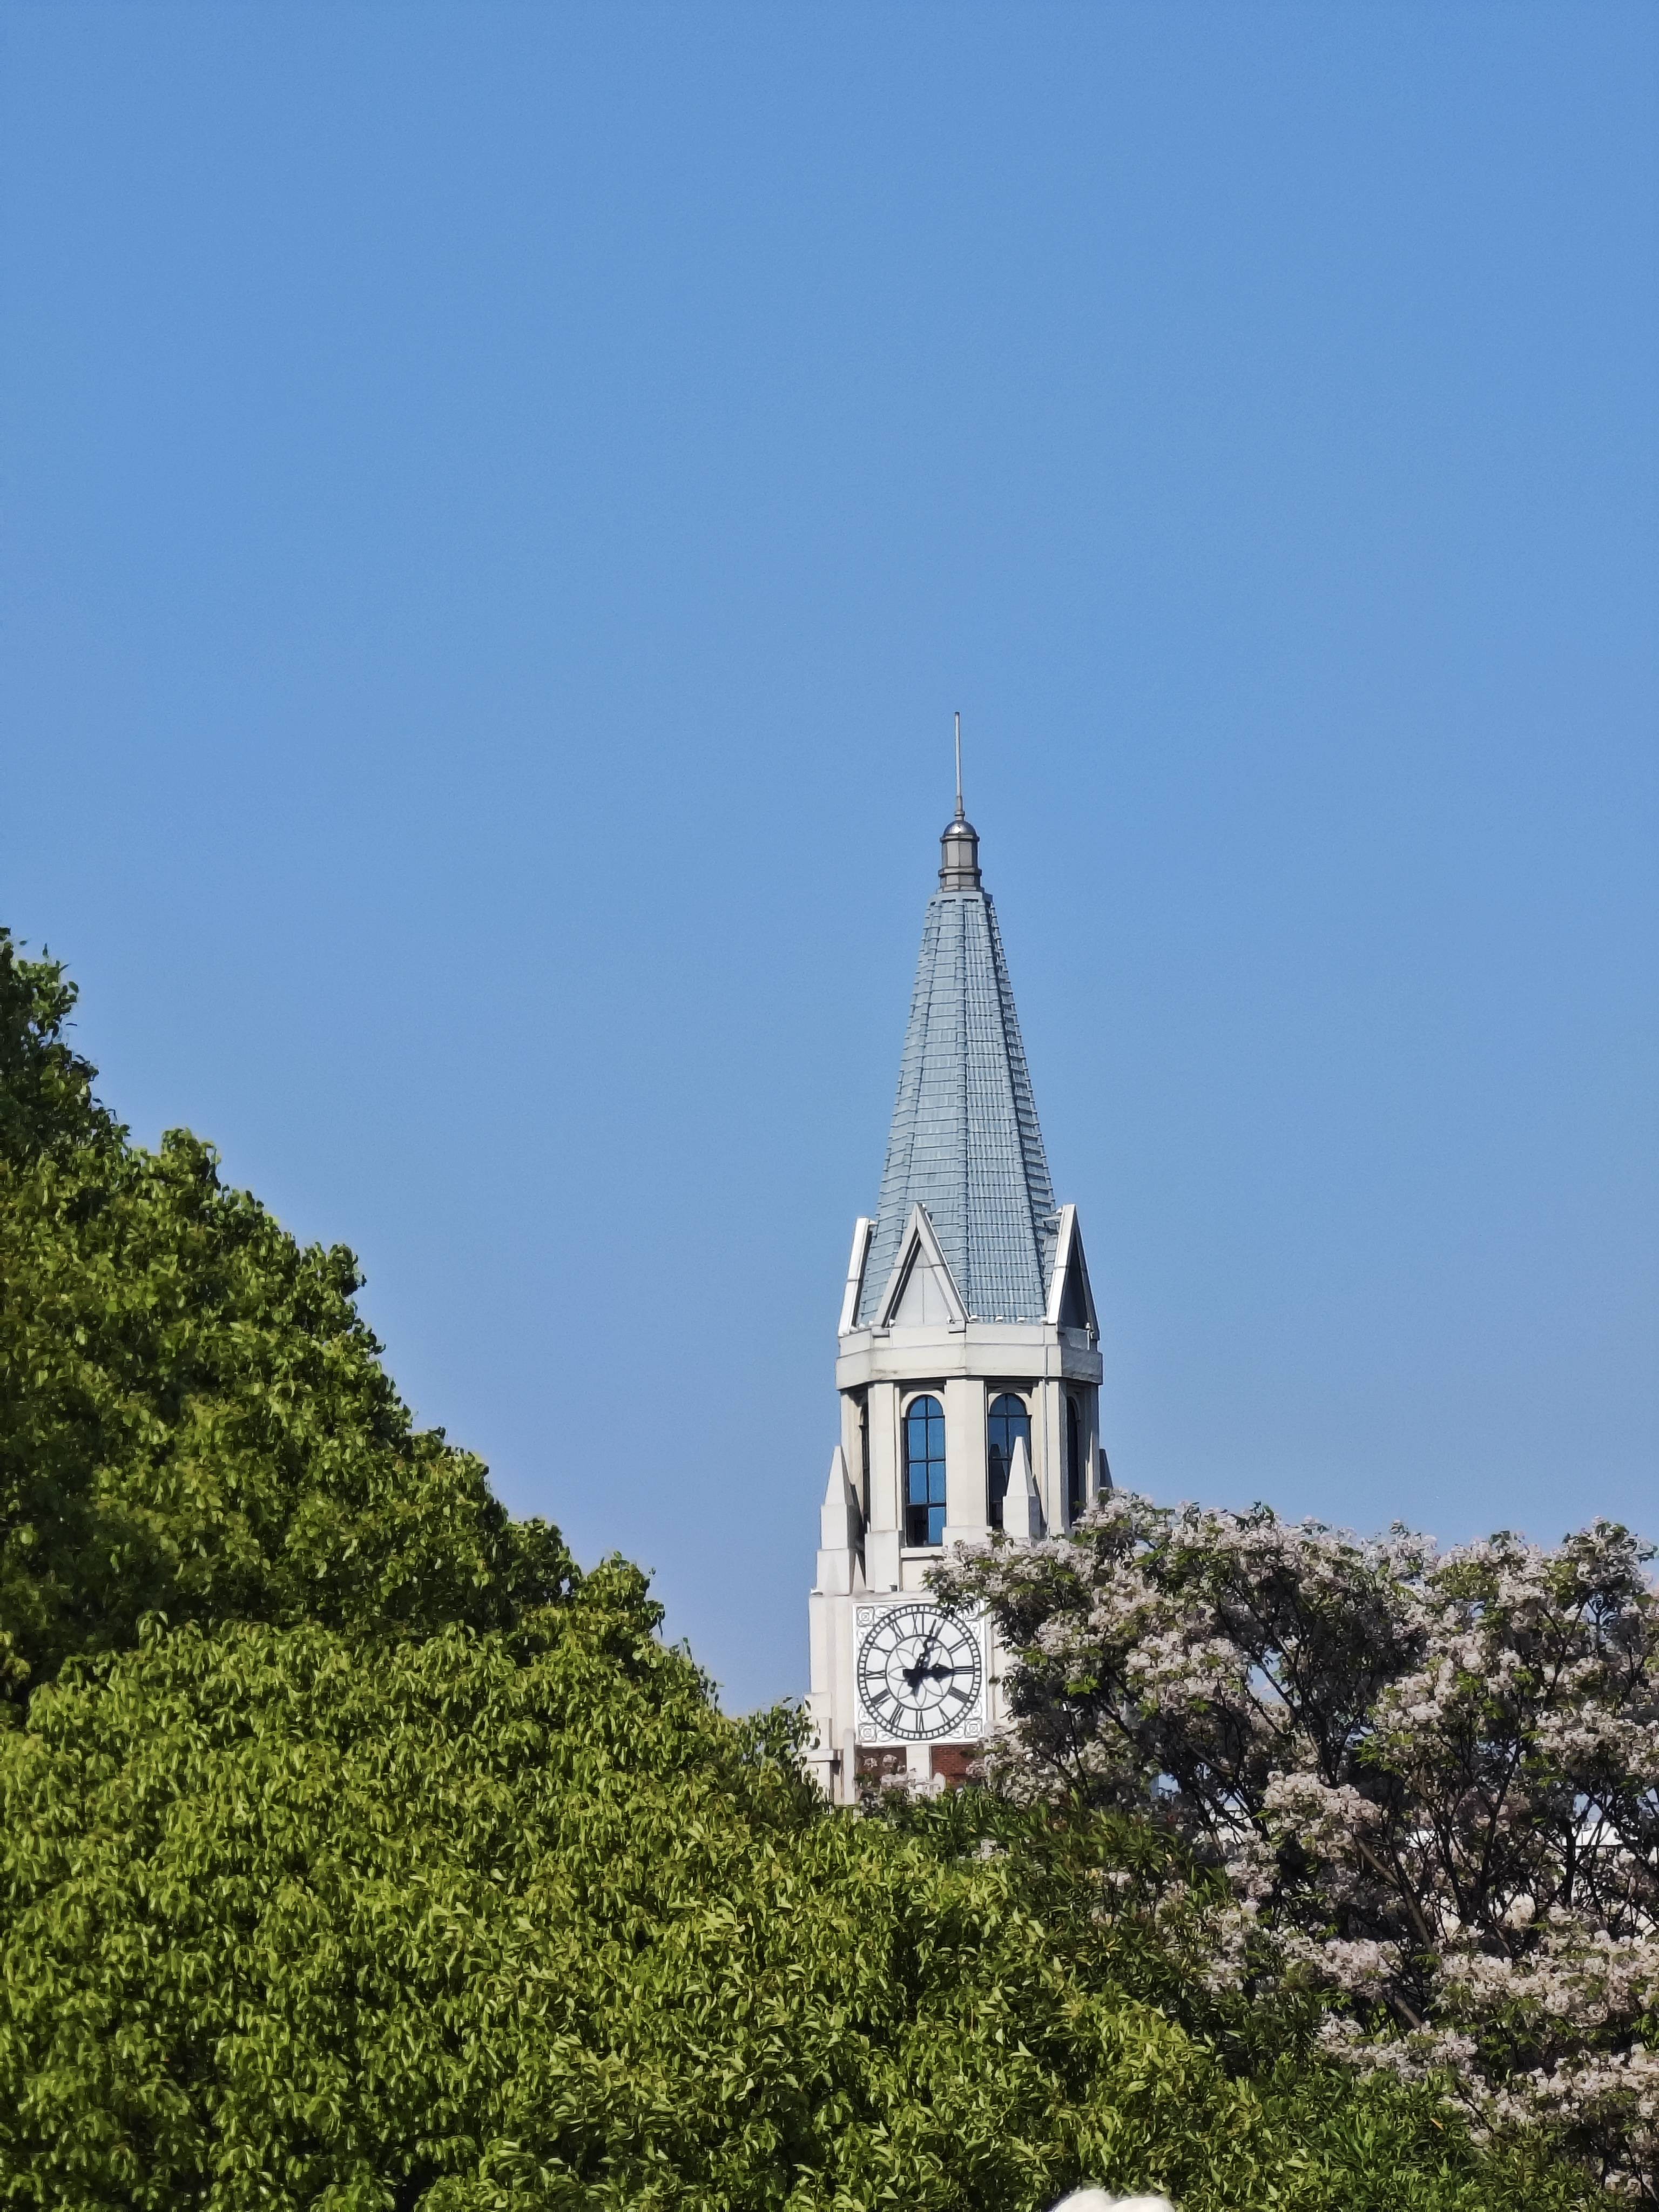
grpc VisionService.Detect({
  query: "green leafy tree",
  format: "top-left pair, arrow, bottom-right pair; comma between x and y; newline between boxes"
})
0,933 -> 571,1704
0,932 -> 118,1166
0,938 -> 1602,2207
0,1582 -> 1594,2212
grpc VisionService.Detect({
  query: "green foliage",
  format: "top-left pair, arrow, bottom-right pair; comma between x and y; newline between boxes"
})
0,937 -> 1601,2207
0,1588 -> 1595,2212
0,936 -> 572,1704
0,932 -> 118,1167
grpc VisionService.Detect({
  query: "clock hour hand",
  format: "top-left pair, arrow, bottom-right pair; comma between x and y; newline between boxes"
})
901,1653 -> 973,1689
901,1628 -> 942,1691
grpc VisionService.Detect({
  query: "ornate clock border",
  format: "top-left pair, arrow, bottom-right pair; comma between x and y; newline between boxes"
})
852,1600 -> 988,1748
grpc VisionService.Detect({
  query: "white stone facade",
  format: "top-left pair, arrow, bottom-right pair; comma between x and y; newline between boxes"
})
805,805 -> 1108,1800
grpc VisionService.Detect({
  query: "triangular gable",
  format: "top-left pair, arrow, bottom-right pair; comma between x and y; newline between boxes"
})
838,1218 -> 875,1337
1043,1203 -> 1098,1334
874,1204 -> 968,1330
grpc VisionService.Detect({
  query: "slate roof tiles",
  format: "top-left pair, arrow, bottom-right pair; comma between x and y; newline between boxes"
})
857,879 -> 1057,1325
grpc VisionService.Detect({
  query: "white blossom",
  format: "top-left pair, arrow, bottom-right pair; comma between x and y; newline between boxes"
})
930,1499 -> 1659,2198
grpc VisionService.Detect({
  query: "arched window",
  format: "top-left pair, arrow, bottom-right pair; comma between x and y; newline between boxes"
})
1065,1393 -> 1086,1523
903,1394 -> 947,1546
986,1392 -> 1030,1532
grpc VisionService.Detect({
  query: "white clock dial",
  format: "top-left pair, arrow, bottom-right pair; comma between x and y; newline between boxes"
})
855,1604 -> 983,1742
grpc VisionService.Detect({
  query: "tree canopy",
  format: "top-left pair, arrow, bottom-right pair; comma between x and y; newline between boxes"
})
0,931 -> 571,1707
0,934 -> 1611,2208
0,1583 -> 1591,2212
934,1494 -> 1659,2197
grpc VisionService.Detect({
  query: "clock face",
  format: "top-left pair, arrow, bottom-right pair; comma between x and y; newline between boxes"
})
855,1604 -> 983,1742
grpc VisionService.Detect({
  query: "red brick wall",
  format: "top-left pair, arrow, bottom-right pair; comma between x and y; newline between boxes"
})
929,1744 -> 982,1789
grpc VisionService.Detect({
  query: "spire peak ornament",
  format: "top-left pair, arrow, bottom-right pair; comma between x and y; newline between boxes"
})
940,711 -> 981,887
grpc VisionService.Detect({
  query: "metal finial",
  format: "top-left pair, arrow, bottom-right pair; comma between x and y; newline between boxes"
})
939,713 -> 981,889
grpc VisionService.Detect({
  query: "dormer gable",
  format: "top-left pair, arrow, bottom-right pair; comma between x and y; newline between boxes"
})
873,1204 -> 969,1331
1044,1202 -> 1098,1337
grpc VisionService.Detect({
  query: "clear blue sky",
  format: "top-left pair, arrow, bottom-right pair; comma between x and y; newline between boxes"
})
4,4 -> 1655,1710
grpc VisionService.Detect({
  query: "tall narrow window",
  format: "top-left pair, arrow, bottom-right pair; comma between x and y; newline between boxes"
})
986,1393 -> 1030,1531
1065,1394 -> 1086,1523
903,1394 -> 947,1547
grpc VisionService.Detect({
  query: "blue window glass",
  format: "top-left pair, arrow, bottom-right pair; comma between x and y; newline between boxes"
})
903,1394 -> 948,1546
986,1392 -> 1030,1531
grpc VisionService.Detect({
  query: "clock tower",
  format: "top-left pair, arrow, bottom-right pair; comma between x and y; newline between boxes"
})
806,799 -> 1107,1798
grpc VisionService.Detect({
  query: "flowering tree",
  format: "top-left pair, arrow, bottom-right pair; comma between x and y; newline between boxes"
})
931,1496 -> 1659,2197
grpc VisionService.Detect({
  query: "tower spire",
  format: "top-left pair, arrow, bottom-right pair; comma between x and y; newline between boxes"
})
807,776 -> 1109,1802
857,799 -> 1055,1324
